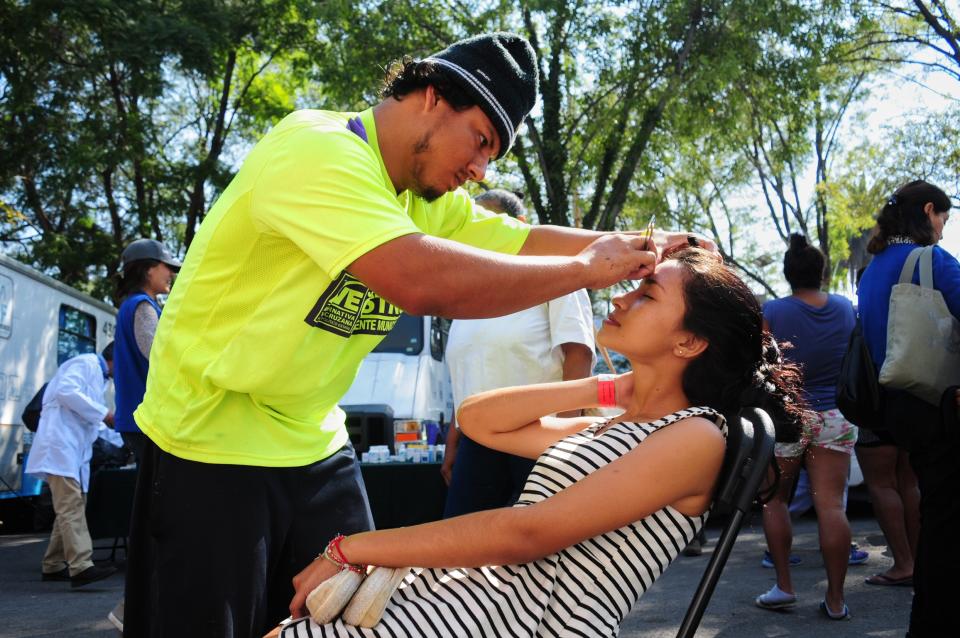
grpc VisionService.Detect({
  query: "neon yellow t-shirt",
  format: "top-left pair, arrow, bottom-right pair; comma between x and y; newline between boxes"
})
135,108 -> 529,466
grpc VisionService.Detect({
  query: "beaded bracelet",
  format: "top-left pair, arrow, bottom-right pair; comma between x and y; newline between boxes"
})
319,534 -> 366,574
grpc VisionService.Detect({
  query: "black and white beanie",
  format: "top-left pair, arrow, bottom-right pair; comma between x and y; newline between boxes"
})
425,32 -> 539,159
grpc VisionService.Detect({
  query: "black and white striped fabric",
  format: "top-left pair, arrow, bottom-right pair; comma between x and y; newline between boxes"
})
283,406 -> 726,638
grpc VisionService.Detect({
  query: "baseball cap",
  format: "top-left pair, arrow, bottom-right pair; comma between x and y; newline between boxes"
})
121,239 -> 182,271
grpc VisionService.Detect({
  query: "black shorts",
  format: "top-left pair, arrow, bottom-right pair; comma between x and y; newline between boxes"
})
123,437 -> 374,638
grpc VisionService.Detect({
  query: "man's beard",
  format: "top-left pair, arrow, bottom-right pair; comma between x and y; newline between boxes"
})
410,130 -> 444,202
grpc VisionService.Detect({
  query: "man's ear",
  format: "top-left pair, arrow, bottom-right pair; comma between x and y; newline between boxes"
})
674,333 -> 708,359
422,84 -> 442,112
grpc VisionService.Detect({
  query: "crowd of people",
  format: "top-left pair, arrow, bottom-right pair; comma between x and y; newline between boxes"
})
20,30 -> 957,638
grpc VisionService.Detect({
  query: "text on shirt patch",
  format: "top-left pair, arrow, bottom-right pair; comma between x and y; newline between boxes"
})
304,271 -> 401,337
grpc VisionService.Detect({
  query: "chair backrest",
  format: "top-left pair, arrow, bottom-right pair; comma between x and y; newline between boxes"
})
676,407 -> 776,638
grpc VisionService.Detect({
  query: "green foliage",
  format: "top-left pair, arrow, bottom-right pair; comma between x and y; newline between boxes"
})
2,0 -> 956,303
0,0 -> 324,301
825,106 -> 960,287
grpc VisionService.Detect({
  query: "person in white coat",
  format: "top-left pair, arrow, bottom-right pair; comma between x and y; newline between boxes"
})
26,343 -> 118,588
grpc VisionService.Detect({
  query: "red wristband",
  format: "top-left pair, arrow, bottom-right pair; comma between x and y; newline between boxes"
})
597,374 -> 617,407
323,534 -> 366,574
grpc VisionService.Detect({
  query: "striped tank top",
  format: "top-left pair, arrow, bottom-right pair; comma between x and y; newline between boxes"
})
283,406 -> 726,638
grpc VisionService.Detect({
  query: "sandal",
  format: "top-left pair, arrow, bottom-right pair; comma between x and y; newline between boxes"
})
755,585 -> 797,610
819,600 -> 850,620
865,573 -> 913,587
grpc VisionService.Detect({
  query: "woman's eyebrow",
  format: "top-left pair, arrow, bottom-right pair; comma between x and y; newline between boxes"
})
643,277 -> 663,290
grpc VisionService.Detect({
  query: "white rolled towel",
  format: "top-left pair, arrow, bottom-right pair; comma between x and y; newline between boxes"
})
342,566 -> 412,628
306,568 -> 365,625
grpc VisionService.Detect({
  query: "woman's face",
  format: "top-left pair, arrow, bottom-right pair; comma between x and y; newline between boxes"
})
145,263 -> 175,297
597,260 -> 693,361
925,203 -> 950,243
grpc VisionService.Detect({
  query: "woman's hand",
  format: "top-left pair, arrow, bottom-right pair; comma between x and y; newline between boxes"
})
288,556 -> 342,619
614,372 -> 634,409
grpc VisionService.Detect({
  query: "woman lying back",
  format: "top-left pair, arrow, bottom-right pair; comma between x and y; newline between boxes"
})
274,248 -> 805,638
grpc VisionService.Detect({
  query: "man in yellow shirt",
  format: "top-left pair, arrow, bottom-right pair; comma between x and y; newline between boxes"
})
124,32 -> 712,637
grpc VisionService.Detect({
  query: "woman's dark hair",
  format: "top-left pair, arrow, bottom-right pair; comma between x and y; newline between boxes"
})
381,58 -> 478,111
670,248 -> 806,441
116,259 -> 160,299
783,233 -> 825,290
867,179 -> 952,254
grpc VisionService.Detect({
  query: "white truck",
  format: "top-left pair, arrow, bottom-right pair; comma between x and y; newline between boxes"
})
0,253 -> 116,503
339,313 -> 453,454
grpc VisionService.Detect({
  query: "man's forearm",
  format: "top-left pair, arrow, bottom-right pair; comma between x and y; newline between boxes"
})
520,225 -> 719,259
349,232 -> 655,319
518,225 -> 604,256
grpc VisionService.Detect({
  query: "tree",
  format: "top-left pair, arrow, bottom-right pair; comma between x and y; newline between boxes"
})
826,107 -> 960,287
848,1 -> 959,83
0,0 -> 325,300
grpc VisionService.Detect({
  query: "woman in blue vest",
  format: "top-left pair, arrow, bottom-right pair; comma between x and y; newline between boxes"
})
108,238 -> 182,632
113,239 -> 181,462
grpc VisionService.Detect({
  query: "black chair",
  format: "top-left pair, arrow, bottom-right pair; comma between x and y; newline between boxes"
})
85,466 -> 137,562
676,407 -> 776,638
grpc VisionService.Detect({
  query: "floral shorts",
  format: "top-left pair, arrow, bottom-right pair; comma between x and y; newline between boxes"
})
775,408 -> 858,458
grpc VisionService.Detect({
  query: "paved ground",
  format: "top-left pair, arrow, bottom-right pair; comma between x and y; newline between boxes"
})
0,514 -> 911,637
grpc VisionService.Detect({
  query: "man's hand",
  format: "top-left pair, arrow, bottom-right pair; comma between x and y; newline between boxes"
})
576,235 -> 658,288
288,556 -> 341,619
441,421 -> 460,485
440,455 -> 455,486
103,412 -> 115,428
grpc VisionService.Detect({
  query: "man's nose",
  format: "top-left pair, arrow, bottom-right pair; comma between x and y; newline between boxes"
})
467,155 -> 489,182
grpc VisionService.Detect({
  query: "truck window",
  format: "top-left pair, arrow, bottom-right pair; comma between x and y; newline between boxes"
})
372,313 -> 422,355
430,317 -> 451,362
58,304 -> 97,365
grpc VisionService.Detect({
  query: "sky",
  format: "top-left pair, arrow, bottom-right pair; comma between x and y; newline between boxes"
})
844,60 -> 960,257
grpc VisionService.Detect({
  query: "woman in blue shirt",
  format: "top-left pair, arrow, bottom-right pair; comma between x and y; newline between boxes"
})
113,239 -> 181,461
756,234 -> 857,619
857,179 -> 957,638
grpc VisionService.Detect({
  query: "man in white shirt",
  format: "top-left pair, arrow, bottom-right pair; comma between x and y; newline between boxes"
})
441,190 -> 595,515
26,344 -> 118,588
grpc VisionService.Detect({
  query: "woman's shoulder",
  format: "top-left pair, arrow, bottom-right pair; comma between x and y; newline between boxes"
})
931,244 -> 960,269
826,293 -> 855,312
649,406 -> 726,432
120,291 -> 152,307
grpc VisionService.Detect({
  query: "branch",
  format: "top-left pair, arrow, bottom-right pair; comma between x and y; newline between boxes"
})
914,0 -> 960,64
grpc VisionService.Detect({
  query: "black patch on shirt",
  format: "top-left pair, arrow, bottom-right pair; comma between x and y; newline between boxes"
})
305,271 -> 401,337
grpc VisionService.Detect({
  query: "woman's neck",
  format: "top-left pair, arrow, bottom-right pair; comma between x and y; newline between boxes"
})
791,288 -> 827,307
618,361 -> 691,422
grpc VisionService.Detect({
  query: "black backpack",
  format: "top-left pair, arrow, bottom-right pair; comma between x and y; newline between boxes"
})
21,383 -> 49,432
836,321 -> 884,430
